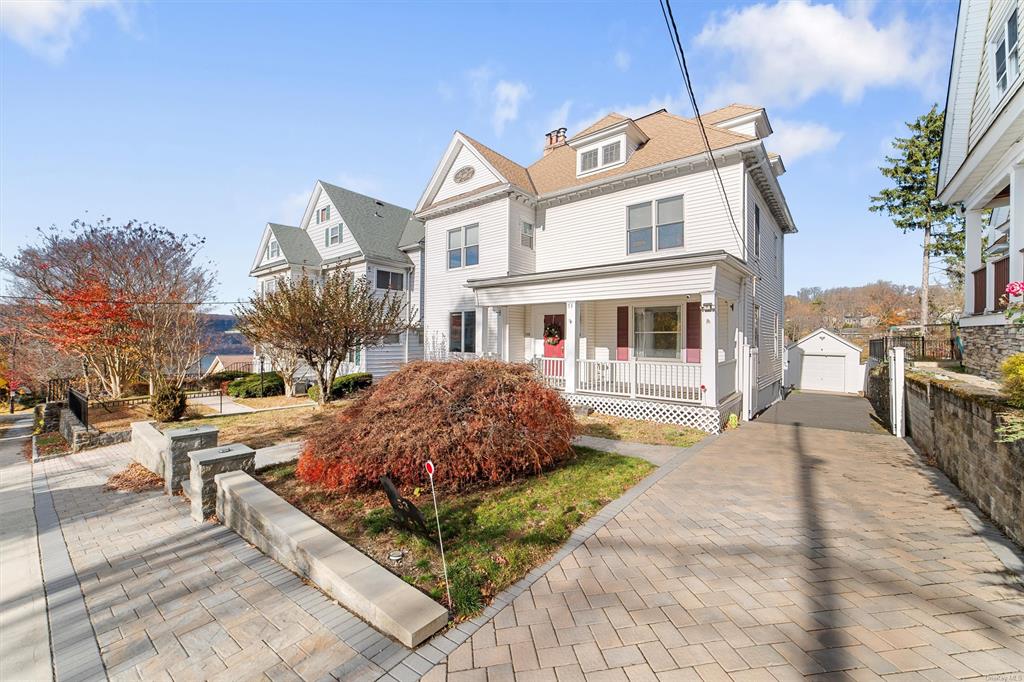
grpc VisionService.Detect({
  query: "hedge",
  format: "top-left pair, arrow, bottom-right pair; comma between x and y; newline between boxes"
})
307,372 -> 373,402
226,372 -> 284,398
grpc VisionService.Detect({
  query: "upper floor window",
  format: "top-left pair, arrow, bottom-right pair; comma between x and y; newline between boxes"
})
261,278 -> 277,296
267,240 -> 280,259
627,196 -> 684,254
325,224 -> 341,246
580,149 -> 599,173
447,224 -> 479,269
317,206 -> 330,223
375,270 -> 404,291
521,221 -> 534,249
754,204 -> 761,259
993,9 -> 1020,100
578,138 -> 627,176
602,141 -> 621,165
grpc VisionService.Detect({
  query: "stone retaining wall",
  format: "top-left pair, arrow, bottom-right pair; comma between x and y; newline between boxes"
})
216,471 -> 448,647
904,373 -> 1024,547
865,363 -> 890,430
59,409 -> 131,453
34,401 -> 63,433
129,421 -> 219,494
960,324 -> 1024,380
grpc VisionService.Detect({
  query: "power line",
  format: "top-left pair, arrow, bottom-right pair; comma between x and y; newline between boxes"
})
658,0 -> 745,257
0,294 -> 245,306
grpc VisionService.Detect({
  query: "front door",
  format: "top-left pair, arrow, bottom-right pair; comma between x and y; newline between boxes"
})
543,314 -> 565,358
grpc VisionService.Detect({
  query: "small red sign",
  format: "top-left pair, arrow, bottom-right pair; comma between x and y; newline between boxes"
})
425,460 -> 435,476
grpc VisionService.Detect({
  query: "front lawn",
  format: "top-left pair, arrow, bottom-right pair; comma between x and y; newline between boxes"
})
259,446 -> 654,619
577,413 -> 705,448
169,402 -> 346,449
234,395 -> 315,409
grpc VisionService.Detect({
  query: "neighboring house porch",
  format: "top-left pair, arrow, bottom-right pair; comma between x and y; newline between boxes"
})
453,251 -> 755,432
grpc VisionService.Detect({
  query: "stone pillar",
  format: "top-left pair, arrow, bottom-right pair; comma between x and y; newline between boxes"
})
188,443 -> 255,522
163,425 -> 218,495
564,301 -> 580,394
1010,164 -> 1024,302
700,291 -> 718,407
964,209 -> 983,315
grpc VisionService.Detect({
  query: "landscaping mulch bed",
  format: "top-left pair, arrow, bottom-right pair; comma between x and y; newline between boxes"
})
577,413 -> 706,448
258,446 -> 654,620
104,462 -> 163,493
34,432 -> 70,458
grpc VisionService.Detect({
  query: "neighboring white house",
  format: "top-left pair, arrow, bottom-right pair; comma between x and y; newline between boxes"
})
786,328 -> 866,395
249,181 -> 425,381
938,0 -> 1024,379
414,105 -> 796,432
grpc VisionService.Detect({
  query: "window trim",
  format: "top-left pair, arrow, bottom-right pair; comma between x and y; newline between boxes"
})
448,310 -> 477,353
447,224 -> 479,270
577,133 -> 629,177
520,220 -> 534,249
381,332 -> 402,346
267,240 -> 280,259
626,194 -> 685,255
990,8 -> 1020,105
317,206 -> 330,224
325,223 -> 342,247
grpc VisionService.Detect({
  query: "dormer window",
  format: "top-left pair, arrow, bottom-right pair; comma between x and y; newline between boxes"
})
602,141 -> 621,165
325,224 -> 341,246
317,206 -> 330,223
992,9 -> 1019,101
577,135 -> 630,176
580,149 -> 599,173
267,240 -> 280,259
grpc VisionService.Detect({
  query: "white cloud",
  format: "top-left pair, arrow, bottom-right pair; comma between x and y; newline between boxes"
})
546,100 -> 573,131
492,80 -> 529,136
613,49 -> 631,72
770,119 -> 843,161
568,93 -> 688,138
695,0 -> 946,107
0,0 -> 130,63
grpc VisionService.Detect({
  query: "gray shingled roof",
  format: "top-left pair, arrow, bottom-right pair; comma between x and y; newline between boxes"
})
399,216 -> 424,249
268,223 -> 322,266
319,182 -> 414,264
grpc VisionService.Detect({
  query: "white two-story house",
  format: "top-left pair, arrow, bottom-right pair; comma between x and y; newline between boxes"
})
249,181 -> 424,382
414,105 -> 796,433
938,0 -> 1024,379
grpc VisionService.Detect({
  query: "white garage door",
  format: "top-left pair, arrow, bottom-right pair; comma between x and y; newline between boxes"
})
800,354 -> 845,393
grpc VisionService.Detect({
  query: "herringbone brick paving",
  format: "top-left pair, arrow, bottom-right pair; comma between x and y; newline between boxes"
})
424,420 -> 1024,680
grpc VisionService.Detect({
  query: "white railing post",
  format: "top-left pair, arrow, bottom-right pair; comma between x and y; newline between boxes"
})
564,301 -> 579,394
890,346 -> 905,437
475,305 -> 487,357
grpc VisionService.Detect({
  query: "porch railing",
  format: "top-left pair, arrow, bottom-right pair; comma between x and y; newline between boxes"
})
537,358 -> 702,403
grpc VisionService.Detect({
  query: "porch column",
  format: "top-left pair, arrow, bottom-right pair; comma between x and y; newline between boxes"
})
564,301 -> 580,394
1010,165 -> 1024,303
475,305 -> 488,357
497,306 -> 509,361
964,209 -> 983,315
700,292 -> 718,407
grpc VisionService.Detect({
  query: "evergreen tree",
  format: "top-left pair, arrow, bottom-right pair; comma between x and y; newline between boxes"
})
869,105 -> 963,330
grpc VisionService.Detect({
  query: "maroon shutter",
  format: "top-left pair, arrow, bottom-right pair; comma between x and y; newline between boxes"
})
616,306 -> 629,360
685,302 -> 701,363
994,258 -> 1010,311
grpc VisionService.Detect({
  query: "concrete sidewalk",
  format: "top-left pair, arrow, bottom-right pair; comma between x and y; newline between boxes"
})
0,415 -> 52,682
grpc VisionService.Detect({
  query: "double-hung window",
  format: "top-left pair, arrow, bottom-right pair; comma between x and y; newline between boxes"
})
317,206 -> 330,223
448,311 -> 476,353
325,224 -> 341,246
447,224 -> 479,268
628,196 -> 684,254
602,141 -> 621,165
375,270 -> 404,291
993,9 -> 1020,99
633,306 -> 681,359
261,279 -> 277,295
580,149 -> 599,173
267,240 -> 280,259
521,221 -> 534,249
382,333 -> 402,345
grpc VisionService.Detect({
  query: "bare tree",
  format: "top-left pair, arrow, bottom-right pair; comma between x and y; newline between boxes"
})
258,343 -> 303,397
233,270 -> 414,405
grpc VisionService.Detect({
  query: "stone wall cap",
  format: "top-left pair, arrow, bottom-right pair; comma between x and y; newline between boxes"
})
165,424 -> 219,439
189,442 -> 255,463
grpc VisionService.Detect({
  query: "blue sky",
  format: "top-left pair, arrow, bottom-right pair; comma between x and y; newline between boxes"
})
0,0 -> 958,310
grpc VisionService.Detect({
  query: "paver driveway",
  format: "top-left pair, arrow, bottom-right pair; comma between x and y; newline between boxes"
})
428,401 -> 1024,680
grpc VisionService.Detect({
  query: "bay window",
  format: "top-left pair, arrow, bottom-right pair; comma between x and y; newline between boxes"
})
633,306 -> 681,359
448,311 -> 476,353
447,224 -> 479,269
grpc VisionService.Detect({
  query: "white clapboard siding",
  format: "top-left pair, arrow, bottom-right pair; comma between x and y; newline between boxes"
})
969,1 -> 1022,148
422,198 -> 510,350
508,200 -> 537,275
433,144 -> 503,205
748,184 -> 785,401
535,161 -> 745,272
304,187 -> 361,262
364,332 -> 423,378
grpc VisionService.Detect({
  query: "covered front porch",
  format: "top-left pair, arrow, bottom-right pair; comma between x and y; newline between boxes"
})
466,252 -> 752,426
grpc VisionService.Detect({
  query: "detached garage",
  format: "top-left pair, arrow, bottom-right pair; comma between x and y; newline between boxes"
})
786,328 -> 866,395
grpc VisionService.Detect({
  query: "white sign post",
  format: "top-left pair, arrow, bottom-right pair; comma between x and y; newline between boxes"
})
424,460 -> 452,610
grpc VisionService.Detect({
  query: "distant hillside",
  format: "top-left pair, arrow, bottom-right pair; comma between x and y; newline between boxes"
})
202,314 -> 252,355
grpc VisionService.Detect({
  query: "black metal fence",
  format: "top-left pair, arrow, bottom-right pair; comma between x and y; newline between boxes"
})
868,335 -> 961,362
67,387 -> 89,427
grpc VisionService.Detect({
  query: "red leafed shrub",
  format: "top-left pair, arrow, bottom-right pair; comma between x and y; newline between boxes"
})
296,360 -> 577,492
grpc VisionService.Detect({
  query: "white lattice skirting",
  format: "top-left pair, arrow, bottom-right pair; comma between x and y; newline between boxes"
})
565,393 -> 723,434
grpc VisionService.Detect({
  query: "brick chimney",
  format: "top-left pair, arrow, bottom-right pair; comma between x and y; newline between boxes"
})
543,127 -> 568,155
